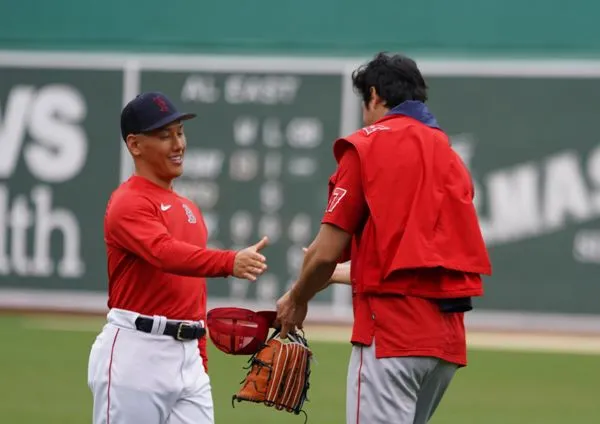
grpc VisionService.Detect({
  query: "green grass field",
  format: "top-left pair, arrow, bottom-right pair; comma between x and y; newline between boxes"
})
0,313 -> 599,423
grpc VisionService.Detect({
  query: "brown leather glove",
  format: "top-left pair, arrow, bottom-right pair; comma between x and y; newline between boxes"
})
232,329 -> 312,418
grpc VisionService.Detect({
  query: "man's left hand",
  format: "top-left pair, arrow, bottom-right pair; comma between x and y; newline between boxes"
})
275,289 -> 308,339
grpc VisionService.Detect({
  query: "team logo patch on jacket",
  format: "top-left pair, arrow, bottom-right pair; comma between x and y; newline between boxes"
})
182,203 -> 197,224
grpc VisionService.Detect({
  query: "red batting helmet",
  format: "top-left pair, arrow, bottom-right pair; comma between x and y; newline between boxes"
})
207,307 -> 277,355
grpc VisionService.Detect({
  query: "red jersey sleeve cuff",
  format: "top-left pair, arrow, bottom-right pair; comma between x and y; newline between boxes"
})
222,250 -> 237,276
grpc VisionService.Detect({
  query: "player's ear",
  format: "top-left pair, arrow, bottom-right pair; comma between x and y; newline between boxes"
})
126,134 -> 142,157
369,86 -> 384,107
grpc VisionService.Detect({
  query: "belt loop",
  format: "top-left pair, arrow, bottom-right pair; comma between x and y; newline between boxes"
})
158,317 -> 167,335
151,315 -> 167,335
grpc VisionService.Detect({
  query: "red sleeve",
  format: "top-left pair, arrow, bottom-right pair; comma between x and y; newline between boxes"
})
106,194 -> 236,277
322,146 -> 367,234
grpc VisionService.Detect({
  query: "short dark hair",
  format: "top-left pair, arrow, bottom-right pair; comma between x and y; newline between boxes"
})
351,52 -> 428,108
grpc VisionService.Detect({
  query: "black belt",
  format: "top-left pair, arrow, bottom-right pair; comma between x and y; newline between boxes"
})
135,316 -> 206,341
436,297 -> 473,313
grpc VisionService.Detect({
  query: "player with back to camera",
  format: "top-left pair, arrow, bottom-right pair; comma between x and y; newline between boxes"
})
276,53 -> 492,424
87,91 -> 269,424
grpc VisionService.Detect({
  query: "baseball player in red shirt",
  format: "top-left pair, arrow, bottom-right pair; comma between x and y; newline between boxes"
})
276,53 -> 492,424
87,92 -> 269,424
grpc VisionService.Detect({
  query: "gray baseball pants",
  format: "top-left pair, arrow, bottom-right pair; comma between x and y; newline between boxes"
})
346,342 -> 458,424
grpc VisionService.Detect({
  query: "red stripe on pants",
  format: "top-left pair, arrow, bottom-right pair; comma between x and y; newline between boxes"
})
356,346 -> 363,424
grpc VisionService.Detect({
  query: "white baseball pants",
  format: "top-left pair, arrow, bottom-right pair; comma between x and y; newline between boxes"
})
87,308 -> 213,424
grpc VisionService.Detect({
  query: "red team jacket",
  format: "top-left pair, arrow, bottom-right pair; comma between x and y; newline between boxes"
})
104,175 -> 237,371
323,102 -> 491,365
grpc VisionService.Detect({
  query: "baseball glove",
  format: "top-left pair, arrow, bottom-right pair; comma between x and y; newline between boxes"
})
232,329 -> 312,420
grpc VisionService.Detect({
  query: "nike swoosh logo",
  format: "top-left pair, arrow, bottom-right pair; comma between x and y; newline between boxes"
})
160,203 -> 172,211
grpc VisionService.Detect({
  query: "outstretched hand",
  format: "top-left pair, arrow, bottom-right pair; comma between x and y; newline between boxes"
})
233,236 -> 269,281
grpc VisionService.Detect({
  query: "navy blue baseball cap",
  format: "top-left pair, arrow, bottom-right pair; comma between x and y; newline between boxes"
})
120,91 -> 196,140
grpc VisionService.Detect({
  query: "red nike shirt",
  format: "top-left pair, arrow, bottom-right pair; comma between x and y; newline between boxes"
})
104,175 -> 237,370
322,147 -> 468,366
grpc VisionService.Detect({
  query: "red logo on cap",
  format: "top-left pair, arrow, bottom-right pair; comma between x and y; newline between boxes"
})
153,96 -> 170,113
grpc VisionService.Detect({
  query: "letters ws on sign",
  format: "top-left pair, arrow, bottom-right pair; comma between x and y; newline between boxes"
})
0,85 -> 87,278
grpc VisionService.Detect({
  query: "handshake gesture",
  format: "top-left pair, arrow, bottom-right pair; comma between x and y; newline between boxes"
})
233,236 -> 269,281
